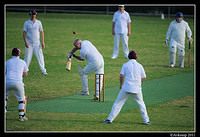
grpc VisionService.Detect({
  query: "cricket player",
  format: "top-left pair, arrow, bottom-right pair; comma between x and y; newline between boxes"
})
111,5 -> 131,59
23,9 -> 47,75
104,50 -> 150,125
165,12 -> 192,68
5,48 -> 29,121
68,39 -> 104,100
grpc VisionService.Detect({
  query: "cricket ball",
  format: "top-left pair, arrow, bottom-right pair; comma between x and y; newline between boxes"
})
73,31 -> 76,34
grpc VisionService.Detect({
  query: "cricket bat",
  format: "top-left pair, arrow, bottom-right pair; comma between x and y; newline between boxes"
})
188,41 -> 191,68
66,57 -> 72,71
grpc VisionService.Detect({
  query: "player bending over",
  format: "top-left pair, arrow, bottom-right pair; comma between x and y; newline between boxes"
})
68,39 -> 104,100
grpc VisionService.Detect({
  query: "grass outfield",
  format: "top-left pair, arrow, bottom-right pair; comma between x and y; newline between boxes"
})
5,12 -> 195,132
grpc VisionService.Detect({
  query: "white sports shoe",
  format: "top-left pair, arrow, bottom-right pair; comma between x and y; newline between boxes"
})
18,116 -> 28,121
111,56 -> 117,59
41,72 -> 48,75
170,64 -> 175,68
77,91 -> 89,96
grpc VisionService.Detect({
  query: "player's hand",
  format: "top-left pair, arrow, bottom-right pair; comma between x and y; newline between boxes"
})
188,38 -> 193,45
127,31 -> 131,36
42,42 -> 45,49
25,42 -> 29,48
165,39 -> 169,46
67,52 -> 72,58
112,30 -> 115,35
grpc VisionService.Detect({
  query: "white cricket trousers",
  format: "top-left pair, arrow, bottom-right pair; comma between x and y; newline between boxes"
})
107,89 -> 149,123
24,42 -> 46,73
79,57 -> 104,95
112,33 -> 129,58
169,40 -> 185,67
5,82 -> 27,116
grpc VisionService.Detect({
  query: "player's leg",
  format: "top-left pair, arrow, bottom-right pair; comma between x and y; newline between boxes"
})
106,90 -> 129,123
77,66 -> 89,95
111,34 -> 120,59
177,44 -> 185,68
5,82 -> 12,113
14,83 -> 28,121
121,33 -> 129,58
33,43 -> 47,75
95,59 -> 104,99
132,92 -> 150,124
24,43 -> 33,68
169,40 -> 177,67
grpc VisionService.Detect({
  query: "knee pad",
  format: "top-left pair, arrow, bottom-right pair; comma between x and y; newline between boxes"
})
169,45 -> 176,54
18,95 -> 27,116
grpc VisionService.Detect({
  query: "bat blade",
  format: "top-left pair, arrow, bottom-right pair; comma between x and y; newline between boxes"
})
188,50 -> 191,68
188,42 -> 191,68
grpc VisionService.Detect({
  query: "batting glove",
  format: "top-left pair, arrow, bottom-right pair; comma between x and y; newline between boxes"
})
67,52 -> 72,58
188,38 -> 193,45
165,39 -> 169,46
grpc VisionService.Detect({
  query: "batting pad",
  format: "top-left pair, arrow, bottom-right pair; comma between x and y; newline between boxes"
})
8,72 -> 194,114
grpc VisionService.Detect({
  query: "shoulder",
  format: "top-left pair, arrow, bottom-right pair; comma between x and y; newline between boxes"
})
36,19 -> 42,24
182,20 -> 189,25
124,10 -> 130,15
114,11 -> 119,16
171,20 -> 176,24
24,20 -> 30,24
19,58 -> 27,66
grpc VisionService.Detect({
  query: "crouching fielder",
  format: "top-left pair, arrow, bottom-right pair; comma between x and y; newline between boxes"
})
68,39 -> 104,100
5,48 -> 28,121
165,12 -> 192,68
104,50 -> 150,125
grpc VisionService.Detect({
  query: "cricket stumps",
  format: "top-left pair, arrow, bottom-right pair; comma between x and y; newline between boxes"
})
95,74 -> 105,102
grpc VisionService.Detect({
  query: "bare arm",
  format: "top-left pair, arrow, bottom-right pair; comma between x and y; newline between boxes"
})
23,31 -> 29,48
120,74 -> 124,89
141,77 -> 146,83
112,22 -> 115,35
40,31 -> 45,48
127,23 -> 131,36
73,54 -> 84,61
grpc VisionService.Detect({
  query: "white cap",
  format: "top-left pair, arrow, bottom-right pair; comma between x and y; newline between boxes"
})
118,5 -> 124,7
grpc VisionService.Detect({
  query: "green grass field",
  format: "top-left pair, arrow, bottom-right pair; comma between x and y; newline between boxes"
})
5,12 -> 195,132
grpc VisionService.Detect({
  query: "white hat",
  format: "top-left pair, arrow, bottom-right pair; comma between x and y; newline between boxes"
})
118,5 -> 124,7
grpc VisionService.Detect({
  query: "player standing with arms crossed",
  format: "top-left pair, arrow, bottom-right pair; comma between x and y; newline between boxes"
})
5,48 -> 29,121
111,5 -> 131,59
23,10 -> 47,75
104,50 -> 150,125
68,39 -> 104,100
165,12 -> 192,68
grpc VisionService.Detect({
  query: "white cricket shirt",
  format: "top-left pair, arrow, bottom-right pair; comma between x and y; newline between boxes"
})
6,56 -> 28,84
23,19 -> 43,43
120,59 -> 146,93
80,40 -> 103,63
166,19 -> 192,45
113,10 -> 131,34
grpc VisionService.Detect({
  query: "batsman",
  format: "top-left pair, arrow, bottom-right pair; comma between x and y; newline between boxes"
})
165,12 -> 193,68
68,39 -> 104,100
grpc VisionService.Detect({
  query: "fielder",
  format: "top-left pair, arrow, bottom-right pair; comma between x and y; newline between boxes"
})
5,48 -> 29,121
165,12 -> 192,68
111,5 -> 131,59
68,39 -> 104,100
104,50 -> 150,125
23,9 -> 47,75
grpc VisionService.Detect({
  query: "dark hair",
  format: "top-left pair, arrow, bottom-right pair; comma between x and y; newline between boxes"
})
128,50 -> 137,59
12,48 -> 21,56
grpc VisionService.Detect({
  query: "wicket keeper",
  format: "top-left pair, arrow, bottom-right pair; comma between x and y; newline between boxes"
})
68,39 -> 104,100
